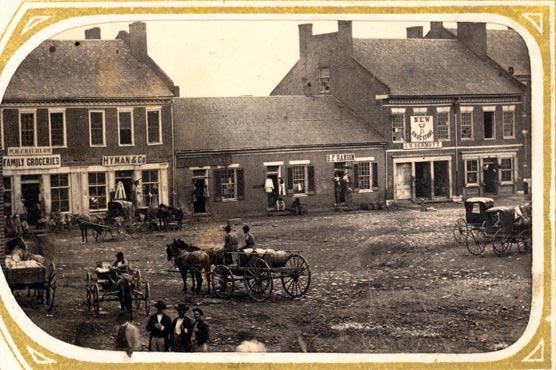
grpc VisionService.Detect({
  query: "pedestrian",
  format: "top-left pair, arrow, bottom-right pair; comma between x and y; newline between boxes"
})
171,304 -> 192,352
77,217 -> 88,243
242,225 -> 255,249
190,308 -> 209,352
146,300 -> 172,351
223,225 -> 239,264
333,174 -> 341,205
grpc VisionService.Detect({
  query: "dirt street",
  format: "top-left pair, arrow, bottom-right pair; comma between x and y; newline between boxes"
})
13,198 -> 532,353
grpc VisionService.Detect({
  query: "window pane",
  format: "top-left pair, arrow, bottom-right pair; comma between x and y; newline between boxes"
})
484,112 -> 494,139
147,110 -> 161,143
119,111 -> 133,145
90,112 -> 104,145
461,112 -> 473,139
292,165 -> 305,193
358,162 -> 370,189
319,68 -> 330,93
391,113 -> 405,142
220,169 -> 235,199
50,112 -> 65,146
503,111 -> 515,137
437,111 -> 449,140
50,174 -> 69,212
20,113 -> 35,146
88,172 -> 107,210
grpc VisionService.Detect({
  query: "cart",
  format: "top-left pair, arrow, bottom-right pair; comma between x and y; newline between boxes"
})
5,259 -> 56,312
481,205 -> 532,257
452,197 -> 494,255
85,261 -> 150,319
84,201 -> 148,241
211,249 -> 311,302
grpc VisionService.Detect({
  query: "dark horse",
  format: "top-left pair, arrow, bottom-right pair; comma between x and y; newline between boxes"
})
146,204 -> 184,231
166,239 -> 212,294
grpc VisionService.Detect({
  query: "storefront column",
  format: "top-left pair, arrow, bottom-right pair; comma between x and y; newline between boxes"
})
160,167 -> 169,205
107,170 -> 116,201
70,172 -> 81,215
12,175 -> 21,214
41,174 -> 51,217
81,171 -> 90,215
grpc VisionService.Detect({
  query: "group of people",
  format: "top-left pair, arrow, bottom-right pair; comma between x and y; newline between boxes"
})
146,301 -> 209,352
334,169 -> 353,206
222,224 -> 256,263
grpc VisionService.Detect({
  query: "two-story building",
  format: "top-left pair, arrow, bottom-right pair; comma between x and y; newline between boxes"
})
272,21 -> 529,202
1,22 -> 178,223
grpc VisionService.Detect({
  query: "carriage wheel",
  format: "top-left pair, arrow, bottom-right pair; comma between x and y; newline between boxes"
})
92,284 -> 100,317
281,254 -> 311,298
213,265 -> 235,300
244,257 -> 273,302
452,218 -> 469,244
517,230 -> 532,253
143,282 -> 151,316
493,229 -> 512,257
85,272 -> 92,310
466,228 -> 486,256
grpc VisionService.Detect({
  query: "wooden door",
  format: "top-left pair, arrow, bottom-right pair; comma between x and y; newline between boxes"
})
396,163 -> 412,200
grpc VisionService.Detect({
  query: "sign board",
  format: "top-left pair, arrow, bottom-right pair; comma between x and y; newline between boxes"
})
7,147 -> 52,156
410,116 -> 434,142
102,155 -> 147,166
3,155 -> 61,169
403,142 -> 443,149
326,153 -> 355,162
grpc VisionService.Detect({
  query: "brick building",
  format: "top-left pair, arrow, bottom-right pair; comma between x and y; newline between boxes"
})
173,96 -> 385,219
1,22 -> 178,223
272,21 -> 529,202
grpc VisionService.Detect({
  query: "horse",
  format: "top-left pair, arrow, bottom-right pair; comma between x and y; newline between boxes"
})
157,204 -> 184,231
166,239 -> 212,294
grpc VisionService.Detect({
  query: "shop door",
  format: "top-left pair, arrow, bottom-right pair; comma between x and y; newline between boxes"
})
415,162 -> 431,199
265,166 -> 280,209
334,164 -> 346,204
21,175 -> 41,225
193,178 -> 206,213
115,170 -> 133,201
395,163 -> 412,200
433,161 -> 450,197
483,159 -> 498,194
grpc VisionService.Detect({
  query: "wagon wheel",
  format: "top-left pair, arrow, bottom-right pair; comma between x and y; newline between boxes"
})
281,254 -> 311,298
452,218 -> 469,244
45,263 -> 56,312
243,257 -> 273,302
92,284 -> 101,317
213,265 -> 235,300
466,228 -> 486,256
517,230 -> 532,253
493,229 -> 512,257
143,282 -> 151,316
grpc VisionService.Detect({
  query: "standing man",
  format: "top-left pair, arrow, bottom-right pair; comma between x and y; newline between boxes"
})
333,174 -> 341,205
171,304 -> 192,352
223,225 -> 239,264
146,301 -> 172,351
242,225 -> 256,249
190,308 -> 209,352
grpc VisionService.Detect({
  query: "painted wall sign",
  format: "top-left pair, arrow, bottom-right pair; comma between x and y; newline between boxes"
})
7,147 -> 52,156
403,142 -> 443,149
326,153 -> 355,162
3,155 -> 61,169
410,116 -> 434,142
102,155 -> 147,166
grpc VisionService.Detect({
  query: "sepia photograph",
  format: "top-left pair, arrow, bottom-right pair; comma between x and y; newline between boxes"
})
0,15 -> 536,358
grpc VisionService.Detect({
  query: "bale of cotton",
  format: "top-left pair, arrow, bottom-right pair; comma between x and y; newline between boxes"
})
235,340 -> 267,352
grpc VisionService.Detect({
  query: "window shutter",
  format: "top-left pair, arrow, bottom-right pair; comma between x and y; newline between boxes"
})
213,169 -> 222,202
307,165 -> 315,195
372,162 -> 379,189
236,168 -> 245,200
352,163 -> 359,191
287,167 -> 294,195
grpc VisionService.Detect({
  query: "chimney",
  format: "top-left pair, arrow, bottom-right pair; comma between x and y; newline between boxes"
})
430,22 -> 444,32
85,27 -> 101,40
128,21 -> 148,62
457,22 -> 487,59
298,24 -> 313,59
406,26 -> 423,39
337,20 -> 353,56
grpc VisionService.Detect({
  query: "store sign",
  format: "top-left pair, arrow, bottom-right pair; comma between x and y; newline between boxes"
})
326,153 -> 355,162
102,155 -> 147,166
7,147 -> 52,156
3,155 -> 61,169
403,142 -> 443,149
410,116 -> 434,142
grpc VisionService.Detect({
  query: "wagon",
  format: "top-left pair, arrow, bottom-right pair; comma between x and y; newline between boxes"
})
84,201 -> 148,241
211,249 -> 311,302
480,205 -> 532,257
5,259 -> 56,312
452,197 -> 494,255
85,261 -> 150,319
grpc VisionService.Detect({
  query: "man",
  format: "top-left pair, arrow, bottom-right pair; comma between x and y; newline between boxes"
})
112,252 -> 131,273
147,301 -> 172,351
171,304 -> 192,352
223,225 -> 239,264
242,225 -> 255,249
190,308 -> 209,352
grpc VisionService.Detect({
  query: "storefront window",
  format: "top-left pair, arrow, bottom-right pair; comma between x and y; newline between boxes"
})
51,174 -> 69,212
142,170 -> 159,206
3,177 -> 12,215
291,165 -> 306,194
466,160 -> 478,185
500,158 -> 513,182
220,169 -> 236,199
213,167 -> 244,201
88,172 -> 107,210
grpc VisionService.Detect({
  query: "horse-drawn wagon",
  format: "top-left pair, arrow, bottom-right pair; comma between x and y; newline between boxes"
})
80,201 -> 148,241
85,261 -> 150,319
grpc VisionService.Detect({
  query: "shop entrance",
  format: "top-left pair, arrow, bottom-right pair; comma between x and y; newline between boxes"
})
433,161 -> 450,197
21,175 -> 41,225
415,162 -> 431,198
395,163 -> 412,200
115,170 -> 133,201
265,166 -> 280,210
192,169 -> 208,214
483,159 -> 498,194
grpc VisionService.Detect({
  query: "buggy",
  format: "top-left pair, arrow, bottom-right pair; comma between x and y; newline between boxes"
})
452,197 -> 494,254
480,205 -> 532,256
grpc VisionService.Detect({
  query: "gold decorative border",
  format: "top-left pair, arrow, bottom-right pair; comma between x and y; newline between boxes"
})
0,1 -> 553,369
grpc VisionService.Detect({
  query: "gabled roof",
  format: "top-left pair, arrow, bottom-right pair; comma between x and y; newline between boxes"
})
353,38 -> 524,96
2,39 -> 175,102
174,95 -> 384,152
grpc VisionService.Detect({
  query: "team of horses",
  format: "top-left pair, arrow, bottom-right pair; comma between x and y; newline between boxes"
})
142,204 -> 184,231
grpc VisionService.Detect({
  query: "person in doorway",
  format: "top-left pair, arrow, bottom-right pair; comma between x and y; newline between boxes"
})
278,177 -> 286,196
242,225 -> 256,249
333,174 -> 342,205
147,301 -> 172,352
342,170 -> 352,205
171,304 -> 193,352
190,308 -> 209,352
223,225 -> 239,264
276,196 -> 286,211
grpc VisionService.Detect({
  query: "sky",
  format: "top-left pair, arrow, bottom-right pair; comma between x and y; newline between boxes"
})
53,21 -> 507,97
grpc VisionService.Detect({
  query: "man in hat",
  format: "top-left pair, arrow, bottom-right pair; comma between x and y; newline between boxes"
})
190,308 -> 209,352
146,301 -> 172,351
242,225 -> 255,250
171,304 -> 192,352
112,252 -> 130,274
223,225 -> 239,264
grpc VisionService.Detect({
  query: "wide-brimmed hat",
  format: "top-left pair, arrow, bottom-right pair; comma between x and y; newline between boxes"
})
154,300 -> 167,309
242,225 -> 250,232
116,252 -> 124,259
224,225 -> 232,232
192,307 -> 204,316
177,303 -> 189,312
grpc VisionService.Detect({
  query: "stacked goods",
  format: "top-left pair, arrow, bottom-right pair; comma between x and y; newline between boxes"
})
5,254 -> 46,285
239,248 -> 289,267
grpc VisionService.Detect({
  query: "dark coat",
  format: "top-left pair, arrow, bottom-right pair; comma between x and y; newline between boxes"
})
192,319 -> 209,345
146,313 -> 172,349
170,316 -> 193,352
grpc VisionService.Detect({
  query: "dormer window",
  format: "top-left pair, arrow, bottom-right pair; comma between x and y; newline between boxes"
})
319,68 -> 330,93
